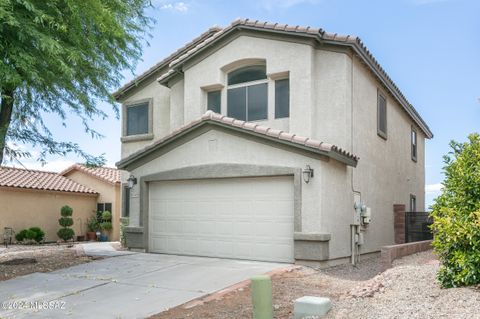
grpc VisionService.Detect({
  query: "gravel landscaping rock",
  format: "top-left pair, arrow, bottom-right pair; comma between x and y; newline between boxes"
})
151,250 -> 480,319
0,244 -> 96,281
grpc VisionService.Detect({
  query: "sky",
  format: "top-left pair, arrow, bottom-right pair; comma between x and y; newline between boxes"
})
5,0 -> 479,208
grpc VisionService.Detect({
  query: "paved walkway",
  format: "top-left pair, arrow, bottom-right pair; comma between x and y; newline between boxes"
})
76,241 -> 137,257
0,253 -> 286,318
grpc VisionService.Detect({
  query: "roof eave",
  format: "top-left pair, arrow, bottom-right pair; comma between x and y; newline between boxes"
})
116,120 -> 358,170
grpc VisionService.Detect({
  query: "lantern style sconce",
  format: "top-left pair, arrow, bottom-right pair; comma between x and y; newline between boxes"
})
302,165 -> 314,184
127,174 -> 137,189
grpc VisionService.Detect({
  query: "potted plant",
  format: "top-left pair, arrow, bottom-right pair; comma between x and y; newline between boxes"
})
86,216 -> 99,241
99,211 -> 112,242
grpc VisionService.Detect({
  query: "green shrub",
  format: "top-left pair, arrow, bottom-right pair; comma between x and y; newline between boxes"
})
15,229 -> 28,242
100,221 -> 112,231
15,227 -> 45,243
431,133 -> 480,288
57,205 -> 75,241
59,217 -> 74,227
101,211 -> 112,221
28,227 -> 45,243
57,228 -> 75,241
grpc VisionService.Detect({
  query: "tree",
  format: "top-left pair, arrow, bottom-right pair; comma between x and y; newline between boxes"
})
0,0 -> 152,164
57,205 -> 74,241
431,133 -> 480,288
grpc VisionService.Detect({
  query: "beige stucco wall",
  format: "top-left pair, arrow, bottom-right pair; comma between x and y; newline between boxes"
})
0,187 -> 97,243
119,33 -> 428,260
63,171 -> 122,241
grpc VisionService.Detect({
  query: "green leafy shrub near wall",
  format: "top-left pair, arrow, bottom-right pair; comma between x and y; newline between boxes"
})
431,133 -> 480,288
15,227 -> 45,243
57,205 -> 75,241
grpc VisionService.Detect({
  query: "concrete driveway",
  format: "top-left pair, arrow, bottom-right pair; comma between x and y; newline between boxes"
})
0,253 -> 286,318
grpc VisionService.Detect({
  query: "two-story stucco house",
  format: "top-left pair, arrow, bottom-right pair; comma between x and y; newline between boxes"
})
115,19 -> 433,265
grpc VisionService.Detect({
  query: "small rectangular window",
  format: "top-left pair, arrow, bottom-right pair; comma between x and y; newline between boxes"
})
410,194 -> 416,212
275,79 -> 289,118
104,203 -> 112,213
207,90 -> 221,113
411,128 -> 417,162
377,93 -> 387,139
122,186 -> 130,217
126,102 -> 149,136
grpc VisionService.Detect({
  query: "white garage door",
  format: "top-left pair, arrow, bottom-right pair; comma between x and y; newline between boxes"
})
149,176 -> 294,262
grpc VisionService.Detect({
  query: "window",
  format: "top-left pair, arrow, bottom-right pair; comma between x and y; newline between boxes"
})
97,202 -> 112,220
207,90 -> 221,113
126,102 -> 149,136
275,78 -> 289,118
227,65 -> 268,121
122,186 -> 130,217
410,195 -> 416,212
411,127 -> 417,162
377,92 -> 387,139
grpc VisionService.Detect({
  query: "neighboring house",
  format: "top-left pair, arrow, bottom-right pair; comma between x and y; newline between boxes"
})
60,164 -> 127,241
114,19 -> 433,264
0,167 -> 98,242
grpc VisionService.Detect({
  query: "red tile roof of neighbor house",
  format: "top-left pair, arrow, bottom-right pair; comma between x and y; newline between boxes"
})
0,167 -> 98,194
116,110 -> 359,169
60,164 -> 122,185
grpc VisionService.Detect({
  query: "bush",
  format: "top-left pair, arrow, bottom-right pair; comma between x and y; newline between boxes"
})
59,217 -> 74,227
101,211 -> 112,221
15,227 -> 45,243
100,221 -> 112,231
431,133 -> 480,288
57,228 -> 75,241
57,205 -> 74,241
15,229 -> 28,242
87,216 -> 99,232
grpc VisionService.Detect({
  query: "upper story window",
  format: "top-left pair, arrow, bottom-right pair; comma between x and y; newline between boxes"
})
207,90 -> 221,113
411,127 -> 417,162
122,98 -> 153,140
275,78 -> 289,118
227,65 -> 268,121
377,91 -> 387,139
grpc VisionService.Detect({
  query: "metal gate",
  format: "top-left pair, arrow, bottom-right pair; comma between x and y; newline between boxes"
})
405,211 -> 433,243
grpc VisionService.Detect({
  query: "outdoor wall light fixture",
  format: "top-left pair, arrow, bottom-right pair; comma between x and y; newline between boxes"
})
302,165 -> 314,184
127,174 -> 137,189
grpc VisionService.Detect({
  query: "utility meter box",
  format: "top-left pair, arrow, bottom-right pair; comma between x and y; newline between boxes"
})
353,194 -> 362,225
362,207 -> 372,224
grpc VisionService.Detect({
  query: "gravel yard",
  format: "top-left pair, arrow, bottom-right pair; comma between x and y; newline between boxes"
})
150,250 -> 480,319
0,244 -> 96,281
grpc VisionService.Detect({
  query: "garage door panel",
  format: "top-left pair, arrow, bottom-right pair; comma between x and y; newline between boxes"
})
149,176 -> 294,262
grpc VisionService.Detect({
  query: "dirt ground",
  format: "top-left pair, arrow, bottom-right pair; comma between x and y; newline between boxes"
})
0,244 -> 96,281
150,251 -> 480,319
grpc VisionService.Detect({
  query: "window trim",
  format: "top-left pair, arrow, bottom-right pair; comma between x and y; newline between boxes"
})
227,65 -> 269,122
409,194 -> 416,212
377,90 -> 388,140
121,98 -> 153,142
411,126 -> 418,162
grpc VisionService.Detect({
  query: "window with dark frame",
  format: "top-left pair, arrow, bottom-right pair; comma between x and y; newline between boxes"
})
97,202 -> 113,220
207,90 -> 221,113
126,102 -> 149,136
275,78 -> 289,118
122,186 -> 130,217
411,127 -> 417,162
377,92 -> 387,139
410,195 -> 416,212
227,65 -> 268,122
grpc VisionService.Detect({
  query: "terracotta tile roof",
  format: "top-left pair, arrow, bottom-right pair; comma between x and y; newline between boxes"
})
156,18 -> 432,139
60,164 -> 122,185
0,167 -> 98,194
112,27 -> 222,100
117,111 -> 359,169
